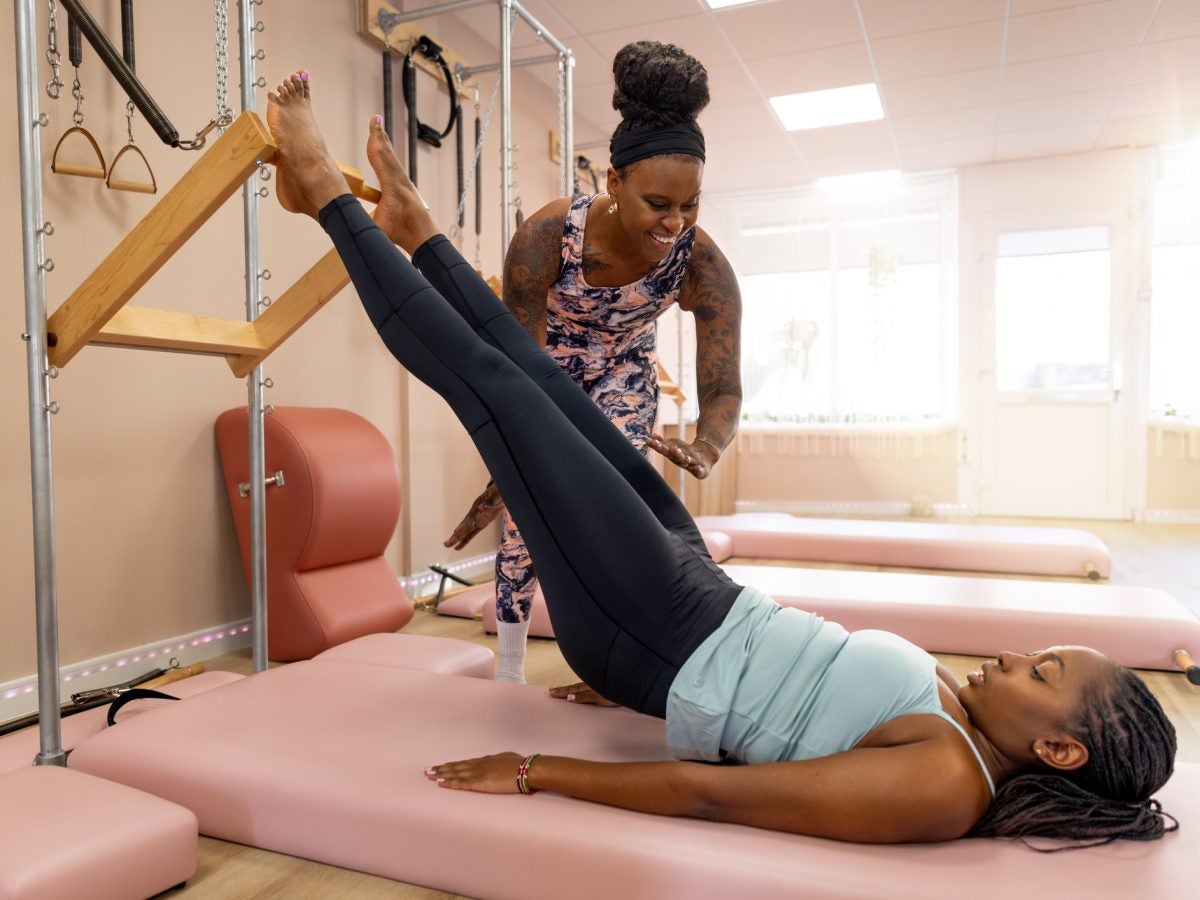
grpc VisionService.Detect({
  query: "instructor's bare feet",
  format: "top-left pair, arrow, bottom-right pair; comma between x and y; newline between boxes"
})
266,71 -> 346,219
366,116 -> 439,254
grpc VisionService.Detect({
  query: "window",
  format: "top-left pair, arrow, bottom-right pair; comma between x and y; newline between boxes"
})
705,174 -> 957,424
1151,143 -> 1200,420
994,227 -> 1112,393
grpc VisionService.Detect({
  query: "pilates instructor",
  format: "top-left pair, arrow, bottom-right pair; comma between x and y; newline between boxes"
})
441,42 -> 743,685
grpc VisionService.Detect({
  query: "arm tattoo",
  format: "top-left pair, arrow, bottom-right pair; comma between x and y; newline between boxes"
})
503,215 -> 565,346
683,236 -> 744,449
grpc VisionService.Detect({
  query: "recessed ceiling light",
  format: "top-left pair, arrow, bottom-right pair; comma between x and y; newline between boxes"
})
703,0 -> 771,9
770,83 -> 884,131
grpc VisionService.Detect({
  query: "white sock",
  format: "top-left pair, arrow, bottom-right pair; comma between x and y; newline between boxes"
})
495,619 -> 531,684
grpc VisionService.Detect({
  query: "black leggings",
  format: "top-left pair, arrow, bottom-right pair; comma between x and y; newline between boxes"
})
320,195 -> 741,716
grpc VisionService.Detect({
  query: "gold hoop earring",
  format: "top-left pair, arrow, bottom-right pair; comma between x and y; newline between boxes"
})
607,199 -> 618,215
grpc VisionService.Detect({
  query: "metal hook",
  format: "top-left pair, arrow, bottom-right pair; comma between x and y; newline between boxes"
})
176,114 -> 233,151
36,113 -> 50,127
258,269 -> 271,281
40,259 -> 55,272
261,377 -> 274,389
258,296 -> 272,308
41,221 -> 55,236
46,401 -> 60,415
46,366 -> 60,379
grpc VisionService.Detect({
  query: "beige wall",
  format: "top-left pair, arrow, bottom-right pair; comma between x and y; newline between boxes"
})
733,427 -> 960,509
1,3 -> 571,681
1147,426 -> 1200,511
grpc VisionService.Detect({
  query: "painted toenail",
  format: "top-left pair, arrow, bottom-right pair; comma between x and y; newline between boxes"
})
374,114 -> 382,125
299,71 -> 309,82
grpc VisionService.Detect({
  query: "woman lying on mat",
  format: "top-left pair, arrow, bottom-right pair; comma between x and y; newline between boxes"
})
266,71 -> 1177,848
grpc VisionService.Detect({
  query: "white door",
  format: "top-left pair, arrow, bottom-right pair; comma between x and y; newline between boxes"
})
973,213 -> 1134,519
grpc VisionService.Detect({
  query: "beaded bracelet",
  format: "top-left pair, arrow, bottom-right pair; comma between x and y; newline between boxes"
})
516,753 -> 541,795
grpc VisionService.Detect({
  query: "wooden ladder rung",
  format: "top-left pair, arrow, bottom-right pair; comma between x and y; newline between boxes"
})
227,249 -> 350,378
93,306 -> 265,357
47,112 -> 276,368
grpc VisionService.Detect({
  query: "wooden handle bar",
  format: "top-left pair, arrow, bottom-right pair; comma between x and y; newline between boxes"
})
1173,649 -> 1200,685
139,662 -> 206,691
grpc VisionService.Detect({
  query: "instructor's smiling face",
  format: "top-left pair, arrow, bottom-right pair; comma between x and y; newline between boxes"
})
608,155 -> 703,263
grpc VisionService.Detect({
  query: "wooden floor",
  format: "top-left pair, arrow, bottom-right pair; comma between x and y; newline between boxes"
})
164,516 -> 1200,899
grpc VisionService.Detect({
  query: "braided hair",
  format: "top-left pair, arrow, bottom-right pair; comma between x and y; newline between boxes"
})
970,665 -> 1178,849
610,41 -> 709,174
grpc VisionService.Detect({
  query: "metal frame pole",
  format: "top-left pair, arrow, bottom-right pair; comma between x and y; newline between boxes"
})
15,0 -> 66,767
499,0 -> 513,256
238,0 -> 268,673
561,50 -> 574,197
510,1 -> 569,55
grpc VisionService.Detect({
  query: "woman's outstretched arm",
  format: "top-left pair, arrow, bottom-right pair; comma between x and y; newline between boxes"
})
652,228 -> 743,479
426,738 -> 990,844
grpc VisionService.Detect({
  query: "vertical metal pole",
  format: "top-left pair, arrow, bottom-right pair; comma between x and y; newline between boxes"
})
16,0 -> 66,767
238,0 -> 268,673
561,51 -> 574,198
499,0 -> 513,256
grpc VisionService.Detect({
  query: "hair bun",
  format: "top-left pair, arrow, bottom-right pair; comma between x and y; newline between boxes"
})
611,41 -> 709,129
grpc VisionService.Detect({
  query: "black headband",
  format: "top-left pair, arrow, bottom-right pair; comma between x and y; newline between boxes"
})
609,123 -> 706,169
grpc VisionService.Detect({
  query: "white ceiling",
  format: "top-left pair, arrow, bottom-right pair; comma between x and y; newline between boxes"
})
442,0 -> 1200,194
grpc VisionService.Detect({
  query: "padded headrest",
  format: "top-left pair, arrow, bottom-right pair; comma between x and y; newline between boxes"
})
215,407 -> 401,571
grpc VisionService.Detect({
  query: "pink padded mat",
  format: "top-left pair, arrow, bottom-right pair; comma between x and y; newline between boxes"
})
66,657 -> 1198,899
0,765 -> 198,900
481,566 -> 1200,672
696,513 -> 1112,578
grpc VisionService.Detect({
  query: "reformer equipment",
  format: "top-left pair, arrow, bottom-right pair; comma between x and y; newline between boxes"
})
105,0 -> 156,193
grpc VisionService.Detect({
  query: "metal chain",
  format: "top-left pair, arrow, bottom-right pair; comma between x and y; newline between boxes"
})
558,60 -> 569,193
449,75 -> 502,249
45,0 -> 63,99
214,0 -> 232,133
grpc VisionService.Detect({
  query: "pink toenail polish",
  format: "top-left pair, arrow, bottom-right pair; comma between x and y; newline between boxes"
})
299,71 -> 309,82
375,114 -> 383,125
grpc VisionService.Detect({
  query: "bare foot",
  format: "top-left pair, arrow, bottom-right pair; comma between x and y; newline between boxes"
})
266,71 -> 346,218
366,116 -> 439,254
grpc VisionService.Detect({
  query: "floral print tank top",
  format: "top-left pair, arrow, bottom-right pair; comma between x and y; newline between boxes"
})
546,193 -> 696,374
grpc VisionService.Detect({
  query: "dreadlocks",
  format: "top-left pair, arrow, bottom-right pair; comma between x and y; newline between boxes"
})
970,665 -> 1178,849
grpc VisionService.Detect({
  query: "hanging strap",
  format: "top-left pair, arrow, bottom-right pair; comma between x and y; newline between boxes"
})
105,688 -> 180,727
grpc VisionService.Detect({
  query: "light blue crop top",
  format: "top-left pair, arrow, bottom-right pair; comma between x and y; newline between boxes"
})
667,586 -> 995,796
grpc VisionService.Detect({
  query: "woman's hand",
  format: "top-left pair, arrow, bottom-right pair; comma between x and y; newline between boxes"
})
549,681 -> 619,707
443,482 -> 506,550
425,752 -> 525,793
647,434 -> 721,479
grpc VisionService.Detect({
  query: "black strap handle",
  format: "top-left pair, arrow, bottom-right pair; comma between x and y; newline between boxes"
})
106,688 -> 179,727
